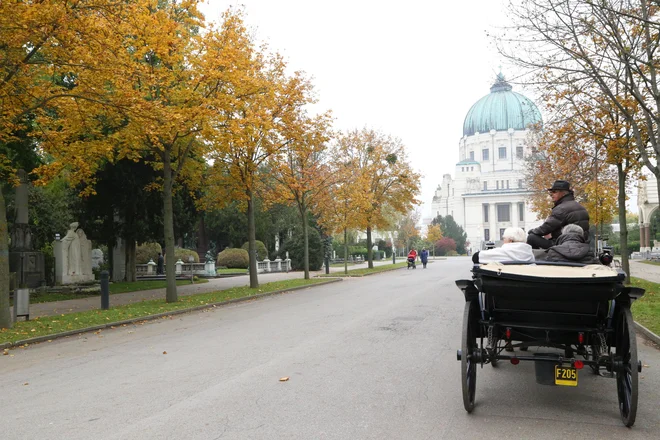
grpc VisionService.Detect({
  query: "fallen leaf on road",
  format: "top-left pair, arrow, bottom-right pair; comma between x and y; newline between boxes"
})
2,349 -> 8,356
23,382 -> 28,386
279,377 -> 289,382
163,351 -> 167,355
643,364 -> 650,368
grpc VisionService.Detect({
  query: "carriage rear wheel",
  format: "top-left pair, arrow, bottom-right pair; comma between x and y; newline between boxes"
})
615,306 -> 638,427
461,300 -> 479,412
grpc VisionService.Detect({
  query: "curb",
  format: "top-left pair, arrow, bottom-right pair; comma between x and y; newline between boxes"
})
0,278 -> 342,351
635,322 -> 660,346
316,265 -> 407,278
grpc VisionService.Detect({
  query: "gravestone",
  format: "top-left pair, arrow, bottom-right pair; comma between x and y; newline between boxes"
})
53,222 -> 94,284
91,249 -> 104,269
112,237 -> 126,282
8,169 -> 45,288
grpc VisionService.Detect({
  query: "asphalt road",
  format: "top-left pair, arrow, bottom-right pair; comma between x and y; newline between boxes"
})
1,257 -> 659,439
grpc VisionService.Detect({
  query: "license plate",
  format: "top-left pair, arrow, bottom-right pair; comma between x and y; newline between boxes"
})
554,365 -> 578,386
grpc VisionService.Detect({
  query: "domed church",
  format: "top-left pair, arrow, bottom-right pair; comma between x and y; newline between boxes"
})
431,73 -> 544,253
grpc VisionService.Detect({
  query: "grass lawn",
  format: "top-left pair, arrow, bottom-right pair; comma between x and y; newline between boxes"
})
11,279 -> 209,306
216,268 -> 248,274
639,260 -> 660,266
0,278 -> 333,346
318,262 -> 407,277
108,278 -> 208,294
630,277 -> 660,335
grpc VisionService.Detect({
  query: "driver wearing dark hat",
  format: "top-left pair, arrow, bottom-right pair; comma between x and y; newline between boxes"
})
527,180 -> 590,249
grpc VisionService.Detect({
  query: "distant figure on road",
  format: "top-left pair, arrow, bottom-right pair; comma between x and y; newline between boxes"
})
407,248 -> 417,269
157,252 -> 164,275
527,180 -> 590,249
420,248 -> 429,268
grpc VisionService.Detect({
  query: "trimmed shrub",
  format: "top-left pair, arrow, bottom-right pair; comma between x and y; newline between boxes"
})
280,227 -> 323,271
136,242 -> 162,264
217,248 -> 249,269
446,250 -> 458,256
241,240 -> 268,261
174,248 -> 199,263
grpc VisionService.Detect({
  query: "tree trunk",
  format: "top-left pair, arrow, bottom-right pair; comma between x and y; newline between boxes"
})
163,154 -> 178,303
124,238 -> 137,282
344,227 -> 348,275
247,190 -> 259,288
301,205 -> 309,279
617,164 -> 630,283
366,226 -> 373,269
0,189 -> 11,329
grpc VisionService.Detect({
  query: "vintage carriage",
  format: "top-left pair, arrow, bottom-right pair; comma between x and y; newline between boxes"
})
455,261 -> 645,427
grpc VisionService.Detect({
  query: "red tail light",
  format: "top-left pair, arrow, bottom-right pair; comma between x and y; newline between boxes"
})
506,327 -> 512,339
574,360 -> 584,370
578,332 -> 585,344
510,357 -> 520,365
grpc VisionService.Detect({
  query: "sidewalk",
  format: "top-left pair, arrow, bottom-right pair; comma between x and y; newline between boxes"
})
629,260 -> 660,283
19,260 -> 400,319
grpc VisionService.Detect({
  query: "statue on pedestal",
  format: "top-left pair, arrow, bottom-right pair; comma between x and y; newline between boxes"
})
53,222 -> 94,284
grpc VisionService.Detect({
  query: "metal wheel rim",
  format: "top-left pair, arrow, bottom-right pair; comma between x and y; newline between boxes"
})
615,306 -> 638,427
461,301 -> 477,412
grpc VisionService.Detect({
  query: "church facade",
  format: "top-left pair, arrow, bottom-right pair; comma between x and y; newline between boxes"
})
431,74 -> 544,253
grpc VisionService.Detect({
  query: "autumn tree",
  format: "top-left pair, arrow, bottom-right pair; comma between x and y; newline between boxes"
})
336,128 -> 421,268
205,15 -> 316,288
315,151 -> 371,275
524,78 -> 642,277
499,0 -> 660,276
395,211 -> 420,253
426,224 -> 443,258
37,5 -> 269,302
266,112 -> 334,279
431,215 -> 467,254
0,0 -> 162,328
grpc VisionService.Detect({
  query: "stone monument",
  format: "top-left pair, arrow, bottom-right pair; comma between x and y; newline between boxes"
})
9,169 -> 45,288
53,222 -> 95,284
91,249 -> 104,269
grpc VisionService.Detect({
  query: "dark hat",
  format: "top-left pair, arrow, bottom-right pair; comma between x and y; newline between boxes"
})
547,180 -> 571,191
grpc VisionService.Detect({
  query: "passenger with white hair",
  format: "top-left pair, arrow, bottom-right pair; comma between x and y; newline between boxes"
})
472,227 -> 535,264
539,224 -> 598,264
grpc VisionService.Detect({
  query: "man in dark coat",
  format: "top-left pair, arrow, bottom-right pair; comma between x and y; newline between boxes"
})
539,224 -> 598,264
527,180 -> 590,249
157,252 -> 164,275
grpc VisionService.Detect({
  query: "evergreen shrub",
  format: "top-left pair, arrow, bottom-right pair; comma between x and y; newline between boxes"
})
241,240 -> 268,261
136,242 -> 162,264
217,248 -> 249,269
281,227 -> 323,270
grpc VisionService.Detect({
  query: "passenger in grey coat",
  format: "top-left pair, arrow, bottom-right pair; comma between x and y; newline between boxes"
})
539,224 -> 598,264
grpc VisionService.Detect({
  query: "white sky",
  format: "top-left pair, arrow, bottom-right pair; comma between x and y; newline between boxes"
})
200,0 -> 534,219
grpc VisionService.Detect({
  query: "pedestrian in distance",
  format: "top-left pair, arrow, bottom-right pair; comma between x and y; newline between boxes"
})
157,252 -> 164,275
420,248 -> 429,268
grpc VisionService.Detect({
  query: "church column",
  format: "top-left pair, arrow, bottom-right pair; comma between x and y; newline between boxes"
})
512,201 -> 519,228
489,203 -> 497,241
640,223 -> 647,252
490,130 -> 496,172
645,223 -> 652,250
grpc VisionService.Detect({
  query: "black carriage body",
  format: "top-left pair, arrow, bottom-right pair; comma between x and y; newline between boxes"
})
455,261 -> 644,426
473,263 -> 624,343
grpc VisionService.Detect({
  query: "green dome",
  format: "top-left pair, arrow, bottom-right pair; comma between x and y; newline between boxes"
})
463,74 -> 542,137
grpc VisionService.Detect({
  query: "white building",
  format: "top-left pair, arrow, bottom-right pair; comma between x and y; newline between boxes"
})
432,74 -> 544,252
